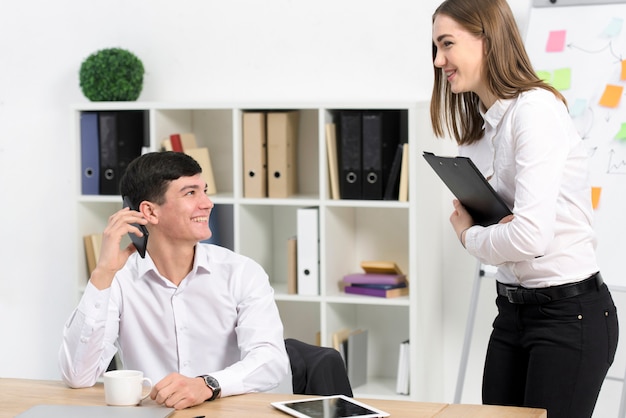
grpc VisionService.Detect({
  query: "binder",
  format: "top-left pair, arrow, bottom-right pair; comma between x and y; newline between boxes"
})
296,207 -> 319,295
80,112 -> 100,195
347,329 -> 368,388
98,111 -> 146,195
267,111 -> 299,198
361,110 -> 401,200
242,112 -> 267,198
383,143 -> 404,200
338,111 -> 362,199
423,152 -> 512,226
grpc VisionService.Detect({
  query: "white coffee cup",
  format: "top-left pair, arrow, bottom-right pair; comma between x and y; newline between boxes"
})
103,370 -> 153,406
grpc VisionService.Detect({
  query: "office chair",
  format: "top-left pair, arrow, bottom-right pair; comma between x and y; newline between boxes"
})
285,338 -> 353,397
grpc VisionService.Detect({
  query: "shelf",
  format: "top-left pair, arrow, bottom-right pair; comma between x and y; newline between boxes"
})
71,101 -> 443,401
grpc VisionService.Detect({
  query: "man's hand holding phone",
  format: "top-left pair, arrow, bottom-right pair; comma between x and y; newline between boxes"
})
89,200 -> 149,290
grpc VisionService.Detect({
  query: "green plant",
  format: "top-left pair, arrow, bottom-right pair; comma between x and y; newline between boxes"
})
79,48 -> 144,101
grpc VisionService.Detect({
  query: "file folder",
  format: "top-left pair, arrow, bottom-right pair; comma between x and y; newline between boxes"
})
338,111 -> 362,199
80,112 -> 100,195
98,111 -> 146,195
242,112 -> 267,198
267,111 -> 299,198
296,207 -> 319,295
98,112 -> 118,195
361,110 -> 401,200
422,152 -> 512,226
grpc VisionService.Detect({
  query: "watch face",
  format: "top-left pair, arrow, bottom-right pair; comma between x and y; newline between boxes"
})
204,375 -> 219,389
202,375 -> 221,401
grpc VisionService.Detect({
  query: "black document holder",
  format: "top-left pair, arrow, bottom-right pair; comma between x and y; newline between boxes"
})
423,152 -> 512,227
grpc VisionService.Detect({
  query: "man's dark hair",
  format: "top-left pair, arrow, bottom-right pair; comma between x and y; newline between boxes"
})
120,151 -> 202,207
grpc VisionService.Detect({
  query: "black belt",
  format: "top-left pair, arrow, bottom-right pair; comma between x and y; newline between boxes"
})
496,272 -> 603,304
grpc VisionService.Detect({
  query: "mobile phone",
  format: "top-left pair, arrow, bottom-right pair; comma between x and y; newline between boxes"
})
122,196 -> 149,258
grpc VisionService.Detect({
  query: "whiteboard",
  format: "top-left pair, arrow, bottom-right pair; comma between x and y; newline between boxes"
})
525,0 -> 626,287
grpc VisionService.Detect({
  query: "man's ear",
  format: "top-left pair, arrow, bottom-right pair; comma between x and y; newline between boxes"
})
138,201 -> 159,224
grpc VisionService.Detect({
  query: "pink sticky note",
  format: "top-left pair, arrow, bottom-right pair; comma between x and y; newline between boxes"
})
546,30 -> 567,52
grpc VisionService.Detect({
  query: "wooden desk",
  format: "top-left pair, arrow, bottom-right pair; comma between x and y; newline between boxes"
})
0,378 -> 546,417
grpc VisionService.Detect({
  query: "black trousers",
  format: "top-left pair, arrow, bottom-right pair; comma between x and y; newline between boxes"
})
482,280 -> 618,418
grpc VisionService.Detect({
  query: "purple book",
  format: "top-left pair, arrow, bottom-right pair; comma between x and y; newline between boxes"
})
342,273 -> 406,285
344,285 -> 409,298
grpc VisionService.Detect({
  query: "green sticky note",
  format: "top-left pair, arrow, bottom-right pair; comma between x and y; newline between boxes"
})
552,68 -> 571,91
537,70 -> 552,83
615,123 -> 626,141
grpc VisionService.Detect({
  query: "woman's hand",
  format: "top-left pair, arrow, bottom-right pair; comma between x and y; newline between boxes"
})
450,199 -> 473,246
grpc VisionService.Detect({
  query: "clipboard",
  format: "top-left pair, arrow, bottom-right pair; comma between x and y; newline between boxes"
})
422,151 -> 512,227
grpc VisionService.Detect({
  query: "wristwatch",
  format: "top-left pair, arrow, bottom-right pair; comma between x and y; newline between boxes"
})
198,375 -> 221,401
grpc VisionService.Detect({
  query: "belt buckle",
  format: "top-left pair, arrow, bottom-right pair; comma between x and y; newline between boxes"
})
503,286 -> 519,304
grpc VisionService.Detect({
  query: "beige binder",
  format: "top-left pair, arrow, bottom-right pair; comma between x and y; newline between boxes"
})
242,112 -> 267,198
267,111 -> 299,198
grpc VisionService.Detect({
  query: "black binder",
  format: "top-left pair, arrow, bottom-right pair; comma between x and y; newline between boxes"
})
338,111 -> 362,199
361,110 -> 401,200
422,152 -> 512,226
98,111 -> 146,195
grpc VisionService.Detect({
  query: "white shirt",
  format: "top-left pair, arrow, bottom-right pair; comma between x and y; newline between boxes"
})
461,89 -> 598,288
59,243 -> 290,397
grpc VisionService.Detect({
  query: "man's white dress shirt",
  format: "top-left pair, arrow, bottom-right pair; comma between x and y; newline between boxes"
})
59,243 -> 289,397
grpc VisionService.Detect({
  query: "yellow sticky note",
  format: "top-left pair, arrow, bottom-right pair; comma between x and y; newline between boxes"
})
591,187 -> 602,210
599,84 -> 624,108
552,68 -> 571,91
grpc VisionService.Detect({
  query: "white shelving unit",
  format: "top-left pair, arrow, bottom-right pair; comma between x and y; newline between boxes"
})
70,101 -> 445,402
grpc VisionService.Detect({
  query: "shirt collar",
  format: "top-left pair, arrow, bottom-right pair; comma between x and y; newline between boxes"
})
480,98 -> 514,130
132,244 -> 212,286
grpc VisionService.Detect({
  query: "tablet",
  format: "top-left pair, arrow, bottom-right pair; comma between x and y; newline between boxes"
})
423,151 -> 512,227
271,395 -> 390,418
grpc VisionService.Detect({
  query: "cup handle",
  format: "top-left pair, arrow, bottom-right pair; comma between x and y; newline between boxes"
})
141,377 -> 153,400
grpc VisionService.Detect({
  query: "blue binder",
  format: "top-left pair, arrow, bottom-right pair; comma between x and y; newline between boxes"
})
80,112 -> 99,195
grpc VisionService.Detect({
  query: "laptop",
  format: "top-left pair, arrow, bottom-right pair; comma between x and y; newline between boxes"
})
15,405 -> 175,418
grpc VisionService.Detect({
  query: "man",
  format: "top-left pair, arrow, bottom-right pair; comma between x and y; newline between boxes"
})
59,151 -> 289,410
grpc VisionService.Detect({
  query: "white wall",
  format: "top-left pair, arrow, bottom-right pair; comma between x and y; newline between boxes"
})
15,1 -> 623,415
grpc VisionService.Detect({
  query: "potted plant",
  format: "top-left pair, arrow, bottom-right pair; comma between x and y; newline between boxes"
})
79,47 -> 144,101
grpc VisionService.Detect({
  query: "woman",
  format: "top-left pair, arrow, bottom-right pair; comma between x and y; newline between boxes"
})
430,0 -> 618,416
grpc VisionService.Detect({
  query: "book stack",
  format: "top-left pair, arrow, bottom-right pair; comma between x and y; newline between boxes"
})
160,133 -> 217,195
341,260 -> 408,298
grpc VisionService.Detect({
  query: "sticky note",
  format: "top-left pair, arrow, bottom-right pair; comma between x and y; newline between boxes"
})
591,187 -> 601,210
569,98 -> 587,118
615,123 -> 626,141
552,68 -> 571,91
546,30 -> 567,52
537,70 -> 552,83
599,84 -> 624,108
602,17 -> 623,38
